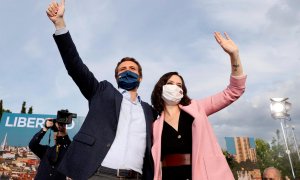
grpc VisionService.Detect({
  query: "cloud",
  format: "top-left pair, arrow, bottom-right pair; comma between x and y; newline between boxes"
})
213,75 -> 300,148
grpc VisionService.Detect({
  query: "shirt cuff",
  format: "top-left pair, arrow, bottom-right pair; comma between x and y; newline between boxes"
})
55,28 -> 68,35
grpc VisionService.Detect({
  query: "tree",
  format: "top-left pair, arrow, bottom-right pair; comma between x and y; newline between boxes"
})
21,101 -> 26,113
238,159 -> 258,171
0,99 -> 11,120
0,100 -> 3,113
256,132 -> 300,178
0,100 -> 3,119
223,150 -> 239,179
270,131 -> 300,178
255,138 -> 275,170
28,106 -> 33,114
20,101 -> 34,114
223,150 -> 237,169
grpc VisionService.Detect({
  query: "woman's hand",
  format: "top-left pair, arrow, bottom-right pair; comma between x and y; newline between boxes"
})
214,32 -> 244,76
214,32 -> 239,56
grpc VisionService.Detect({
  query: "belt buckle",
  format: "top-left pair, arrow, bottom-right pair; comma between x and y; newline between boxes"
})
117,169 -> 126,178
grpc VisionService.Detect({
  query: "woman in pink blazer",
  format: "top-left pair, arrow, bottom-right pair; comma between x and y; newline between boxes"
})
151,32 -> 246,180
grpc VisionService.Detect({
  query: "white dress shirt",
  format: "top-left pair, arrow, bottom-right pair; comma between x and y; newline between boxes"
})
101,89 -> 146,174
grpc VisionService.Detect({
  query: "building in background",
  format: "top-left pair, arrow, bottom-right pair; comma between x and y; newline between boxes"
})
225,136 -> 261,180
225,136 -> 257,163
0,133 -> 8,151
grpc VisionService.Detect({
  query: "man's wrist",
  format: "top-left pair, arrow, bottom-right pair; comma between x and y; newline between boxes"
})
55,28 -> 68,35
54,19 -> 66,30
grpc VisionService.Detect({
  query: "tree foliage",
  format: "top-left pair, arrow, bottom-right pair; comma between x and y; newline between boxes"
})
255,134 -> 300,178
21,101 -> 26,113
0,100 -> 33,121
20,101 -> 34,114
223,150 -> 239,179
28,106 -> 33,114
225,135 -> 300,179
0,99 -> 11,120
255,138 -> 275,170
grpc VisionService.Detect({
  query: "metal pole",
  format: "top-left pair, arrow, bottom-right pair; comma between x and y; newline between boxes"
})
291,126 -> 300,162
280,119 -> 295,178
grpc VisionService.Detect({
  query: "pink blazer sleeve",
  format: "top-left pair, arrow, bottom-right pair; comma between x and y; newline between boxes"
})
197,75 -> 247,116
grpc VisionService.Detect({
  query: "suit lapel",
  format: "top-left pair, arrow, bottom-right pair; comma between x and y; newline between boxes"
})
141,102 -> 152,146
114,91 -> 123,122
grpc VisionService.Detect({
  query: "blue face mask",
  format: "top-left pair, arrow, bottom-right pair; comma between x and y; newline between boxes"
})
117,70 -> 140,90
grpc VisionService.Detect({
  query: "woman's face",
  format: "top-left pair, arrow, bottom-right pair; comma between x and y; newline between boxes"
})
166,75 -> 183,89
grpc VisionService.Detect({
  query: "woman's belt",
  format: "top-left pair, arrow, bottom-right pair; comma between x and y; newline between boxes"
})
162,153 -> 191,167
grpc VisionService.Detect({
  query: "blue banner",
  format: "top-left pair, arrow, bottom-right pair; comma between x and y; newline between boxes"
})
0,112 -> 84,146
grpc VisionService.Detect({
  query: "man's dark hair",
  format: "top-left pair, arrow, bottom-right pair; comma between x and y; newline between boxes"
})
114,57 -> 143,80
151,72 -> 191,114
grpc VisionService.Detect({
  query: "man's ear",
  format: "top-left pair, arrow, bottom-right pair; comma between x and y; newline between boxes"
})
139,77 -> 143,82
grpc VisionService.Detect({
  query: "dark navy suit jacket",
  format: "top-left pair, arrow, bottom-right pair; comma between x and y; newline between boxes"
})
53,32 -> 157,180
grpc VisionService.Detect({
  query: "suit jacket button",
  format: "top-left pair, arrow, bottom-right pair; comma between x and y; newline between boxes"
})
107,143 -> 111,147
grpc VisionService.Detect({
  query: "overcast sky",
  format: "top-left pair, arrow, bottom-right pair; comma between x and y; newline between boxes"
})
1,0 -> 300,148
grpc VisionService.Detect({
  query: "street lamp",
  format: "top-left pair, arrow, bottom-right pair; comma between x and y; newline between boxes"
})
291,125 -> 300,162
284,123 -> 300,162
270,97 -> 295,179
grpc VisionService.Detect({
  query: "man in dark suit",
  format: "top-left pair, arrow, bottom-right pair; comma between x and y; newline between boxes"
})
46,1 -> 157,179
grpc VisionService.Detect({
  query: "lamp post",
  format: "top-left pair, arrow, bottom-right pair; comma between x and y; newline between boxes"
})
284,123 -> 300,162
270,98 -> 295,179
291,125 -> 300,162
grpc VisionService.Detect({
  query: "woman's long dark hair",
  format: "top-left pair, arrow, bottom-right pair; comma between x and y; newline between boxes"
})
151,72 -> 191,114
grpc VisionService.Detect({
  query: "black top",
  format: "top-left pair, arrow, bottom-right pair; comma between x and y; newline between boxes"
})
29,129 -> 71,180
161,110 -> 194,180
